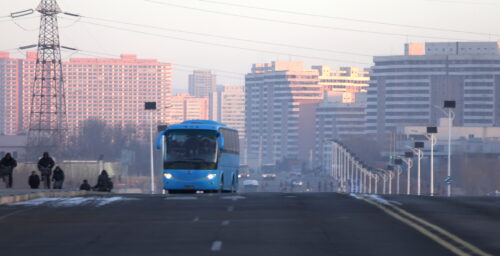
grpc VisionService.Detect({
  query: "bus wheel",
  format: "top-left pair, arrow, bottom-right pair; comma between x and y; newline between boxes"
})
231,177 -> 236,193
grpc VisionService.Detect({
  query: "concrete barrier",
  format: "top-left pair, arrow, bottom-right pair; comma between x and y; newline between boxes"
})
0,190 -> 109,205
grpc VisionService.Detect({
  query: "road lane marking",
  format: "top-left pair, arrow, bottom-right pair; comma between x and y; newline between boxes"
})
222,220 -> 230,226
221,195 -> 246,201
362,196 -> 492,256
227,206 -> 234,212
166,196 -> 198,200
211,241 -> 222,251
192,217 -> 199,223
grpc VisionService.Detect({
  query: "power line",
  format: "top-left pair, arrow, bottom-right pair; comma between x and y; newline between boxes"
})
198,0 -> 500,37
80,16 -> 372,57
424,0 -> 500,6
63,18 -> 372,65
69,49 -> 246,77
143,0 -> 474,41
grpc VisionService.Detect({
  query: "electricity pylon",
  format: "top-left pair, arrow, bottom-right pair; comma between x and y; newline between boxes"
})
27,0 -> 67,155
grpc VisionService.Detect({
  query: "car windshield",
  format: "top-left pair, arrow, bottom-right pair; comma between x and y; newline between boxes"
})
164,129 -> 218,170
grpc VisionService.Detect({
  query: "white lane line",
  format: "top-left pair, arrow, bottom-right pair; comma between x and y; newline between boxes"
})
389,200 -> 403,206
221,220 -> 230,226
285,195 -> 297,198
211,241 -> 223,251
166,196 -> 198,200
227,206 -> 234,212
192,216 -> 199,223
221,195 -> 246,201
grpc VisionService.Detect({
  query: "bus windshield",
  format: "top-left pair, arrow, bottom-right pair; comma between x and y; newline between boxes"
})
164,129 -> 218,170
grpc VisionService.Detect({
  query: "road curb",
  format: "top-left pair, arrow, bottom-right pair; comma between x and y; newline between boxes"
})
0,191 -> 110,205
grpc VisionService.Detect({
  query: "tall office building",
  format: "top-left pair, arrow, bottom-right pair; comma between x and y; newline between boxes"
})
208,85 -> 245,139
0,52 -> 23,135
367,42 -> 500,137
245,61 -> 323,168
22,53 -> 172,132
169,93 -> 208,124
189,70 -> 216,97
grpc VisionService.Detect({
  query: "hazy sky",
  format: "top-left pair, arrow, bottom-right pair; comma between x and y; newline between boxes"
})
2,0 -> 499,91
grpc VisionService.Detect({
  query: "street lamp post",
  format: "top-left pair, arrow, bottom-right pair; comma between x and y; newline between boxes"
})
426,127 -> 438,196
145,102 -> 157,194
413,142 -> 424,196
403,151 -> 414,195
394,158 -> 403,194
444,100 -> 456,197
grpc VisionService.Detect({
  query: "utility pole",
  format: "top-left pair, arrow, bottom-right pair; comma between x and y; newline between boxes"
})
26,0 -> 68,155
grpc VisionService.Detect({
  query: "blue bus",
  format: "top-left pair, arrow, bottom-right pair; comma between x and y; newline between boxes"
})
156,120 -> 240,193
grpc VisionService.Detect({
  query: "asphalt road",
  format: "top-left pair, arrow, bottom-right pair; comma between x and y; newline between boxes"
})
0,193 -> 498,256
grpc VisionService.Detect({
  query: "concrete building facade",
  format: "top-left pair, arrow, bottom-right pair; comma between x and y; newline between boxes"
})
169,93 -> 208,124
245,61 -> 323,168
208,85 -> 245,139
21,53 -> 172,133
314,93 -> 367,167
367,41 -> 500,138
312,66 -> 369,103
0,52 -> 23,135
189,70 -> 216,98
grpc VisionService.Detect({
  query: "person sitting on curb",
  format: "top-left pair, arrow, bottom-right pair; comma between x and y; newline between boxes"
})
28,171 -> 40,189
80,180 -> 91,191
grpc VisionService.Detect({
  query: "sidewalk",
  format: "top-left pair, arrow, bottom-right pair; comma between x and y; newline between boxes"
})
0,189 -> 99,205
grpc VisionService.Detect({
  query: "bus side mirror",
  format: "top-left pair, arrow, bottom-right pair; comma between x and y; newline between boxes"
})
218,133 -> 224,150
156,131 -> 166,150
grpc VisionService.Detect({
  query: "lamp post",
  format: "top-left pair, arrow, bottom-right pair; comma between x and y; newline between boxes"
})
403,151 -> 414,195
145,102 -> 157,194
387,165 -> 394,195
413,142 -> 424,196
426,126 -> 438,196
394,158 -> 403,194
444,100 -> 456,197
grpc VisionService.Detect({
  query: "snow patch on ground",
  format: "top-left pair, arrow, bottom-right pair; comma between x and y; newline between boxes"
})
366,194 -> 392,205
10,196 -> 135,207
349,193 -> 363,200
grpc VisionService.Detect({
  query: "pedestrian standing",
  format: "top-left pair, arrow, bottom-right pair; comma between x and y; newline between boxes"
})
0,153 -> 17,188
79,180 -> 91,191
37,152 -> 55,189
52,166 -> 65,189
28,171 -> 40,189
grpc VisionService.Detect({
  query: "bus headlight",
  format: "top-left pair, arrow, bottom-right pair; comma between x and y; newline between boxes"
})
207,174 -> 216,180
164,173 -> 173,179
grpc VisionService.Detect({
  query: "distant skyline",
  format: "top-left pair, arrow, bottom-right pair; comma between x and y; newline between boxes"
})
2,0 -> 500,90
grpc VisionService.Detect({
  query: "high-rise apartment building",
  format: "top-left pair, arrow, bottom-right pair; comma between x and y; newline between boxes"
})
0,52 -> 23,135
188,70 -> 216,97
314,93 -> 367,168
208,85 -> 245,139
245,61 -> 323,168
169,93 -> 208,124
312,66 -> 369,103
367,42 -> 500,137
22,53 -> 172,132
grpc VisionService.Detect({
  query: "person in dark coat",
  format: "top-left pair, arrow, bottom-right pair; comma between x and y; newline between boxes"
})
37,152 -> 55,189
28,171 -> 40,189
94,170 -> 113,192
52,166 -> 65,189
79,180 -> 91,191
0,153 -> 17,188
